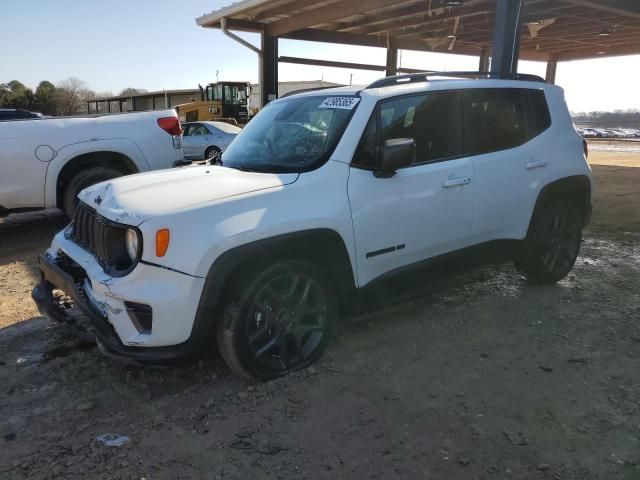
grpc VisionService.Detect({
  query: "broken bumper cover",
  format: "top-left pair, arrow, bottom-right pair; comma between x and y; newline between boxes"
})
32,242 -> 206,364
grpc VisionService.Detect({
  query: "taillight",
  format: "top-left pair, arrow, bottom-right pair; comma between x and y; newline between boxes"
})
157,117 -> 182,136
582,138 -> 588,158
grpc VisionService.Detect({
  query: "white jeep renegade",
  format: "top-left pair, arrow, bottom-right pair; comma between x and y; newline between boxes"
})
34,72 -> 592,379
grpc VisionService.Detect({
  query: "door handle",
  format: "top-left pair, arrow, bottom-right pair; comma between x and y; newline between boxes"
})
442,177 -> 471,188
525,160 -> 547,170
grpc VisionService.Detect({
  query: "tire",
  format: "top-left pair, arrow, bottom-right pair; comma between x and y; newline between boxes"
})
217,259 -> 337,380
204,146 -> 222,165
62,167 -> 124,218
515,200 -> 583,284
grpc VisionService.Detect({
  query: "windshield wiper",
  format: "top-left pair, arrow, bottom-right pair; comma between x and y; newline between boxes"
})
228,165 -> 263,173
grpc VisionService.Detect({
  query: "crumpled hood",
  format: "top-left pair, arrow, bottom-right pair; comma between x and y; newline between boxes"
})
78,165 -> 299,225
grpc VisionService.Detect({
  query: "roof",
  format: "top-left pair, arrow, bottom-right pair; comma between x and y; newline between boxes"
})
89,89 -> 200,102
196,0 -> 640,62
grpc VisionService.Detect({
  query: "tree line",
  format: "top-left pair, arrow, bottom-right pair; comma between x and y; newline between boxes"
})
572,109 -> 640,123
0,78 -> 146,116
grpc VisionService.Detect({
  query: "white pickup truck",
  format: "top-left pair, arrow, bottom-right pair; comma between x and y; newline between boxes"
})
0,109 -> 184,217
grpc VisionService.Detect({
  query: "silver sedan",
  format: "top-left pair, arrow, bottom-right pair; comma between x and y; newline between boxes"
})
182,121 -> 241,162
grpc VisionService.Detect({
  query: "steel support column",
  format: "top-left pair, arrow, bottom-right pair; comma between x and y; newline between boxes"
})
385,46 -> 398,76
261,34 -> 278,107
545,55 -> 558,84
490,0 -> 524,75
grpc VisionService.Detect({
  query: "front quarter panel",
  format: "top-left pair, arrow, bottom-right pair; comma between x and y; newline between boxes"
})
138,161 -> 357,282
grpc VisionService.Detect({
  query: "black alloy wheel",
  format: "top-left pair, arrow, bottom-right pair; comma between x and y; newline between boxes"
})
218,260 -> 336,380
516,201 -> 582,283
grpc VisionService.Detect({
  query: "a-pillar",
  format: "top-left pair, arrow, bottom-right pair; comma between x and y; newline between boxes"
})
261,34 -> 278,107
490,0 -> 524,75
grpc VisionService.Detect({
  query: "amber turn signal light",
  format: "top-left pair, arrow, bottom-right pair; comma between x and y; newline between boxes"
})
155,229 -> 170,257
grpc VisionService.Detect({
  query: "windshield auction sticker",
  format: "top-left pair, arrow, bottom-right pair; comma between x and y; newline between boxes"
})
319,97 -> 360,110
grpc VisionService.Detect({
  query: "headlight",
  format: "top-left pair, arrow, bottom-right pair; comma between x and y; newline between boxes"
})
125,229 -> 140,262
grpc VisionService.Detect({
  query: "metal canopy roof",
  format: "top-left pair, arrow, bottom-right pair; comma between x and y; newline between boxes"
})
196,0 -> 640,62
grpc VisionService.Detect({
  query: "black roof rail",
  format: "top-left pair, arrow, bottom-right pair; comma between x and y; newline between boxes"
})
366,71 -> 545,89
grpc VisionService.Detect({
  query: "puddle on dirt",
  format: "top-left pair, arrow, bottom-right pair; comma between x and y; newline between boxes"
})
41,340 -> 96,363
582,237 -> 640,264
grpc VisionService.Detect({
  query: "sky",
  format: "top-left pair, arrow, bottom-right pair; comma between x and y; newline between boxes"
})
1,0 -> 639,113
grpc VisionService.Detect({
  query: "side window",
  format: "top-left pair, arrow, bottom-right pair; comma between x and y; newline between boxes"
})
410,92 -> 461,162
463,89 -> 527,156
524,90 -> 551,138
381,92 -> 462,163
191,125 -> 206,136
182,125 -> 192,136
352,92 -> 463,168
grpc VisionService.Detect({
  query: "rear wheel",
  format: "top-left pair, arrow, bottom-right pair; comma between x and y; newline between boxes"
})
204,146 -> 222,165
62,167 -> 124,218
217,259 -> 336,380
515,200 -> 583,284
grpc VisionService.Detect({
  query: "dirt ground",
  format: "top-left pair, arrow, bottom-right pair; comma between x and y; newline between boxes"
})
1,145 -> 639,479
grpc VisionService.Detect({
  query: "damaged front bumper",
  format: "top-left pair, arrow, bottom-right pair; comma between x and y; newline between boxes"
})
32,232 -> 207,364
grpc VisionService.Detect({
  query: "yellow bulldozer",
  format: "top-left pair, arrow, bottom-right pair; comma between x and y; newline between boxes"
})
176,82 -> 251,125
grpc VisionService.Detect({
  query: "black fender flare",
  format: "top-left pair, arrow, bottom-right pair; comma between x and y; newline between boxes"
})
187,229 -> 357,353
526,175 -> 592,237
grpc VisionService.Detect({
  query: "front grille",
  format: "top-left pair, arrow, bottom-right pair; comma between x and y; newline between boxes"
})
71,203 -> 134,275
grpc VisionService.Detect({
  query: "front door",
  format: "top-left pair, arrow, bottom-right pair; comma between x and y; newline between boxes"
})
348,91 -> 475,286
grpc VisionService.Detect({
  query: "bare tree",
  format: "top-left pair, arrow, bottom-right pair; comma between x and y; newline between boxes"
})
54,77 -> 93,115
120,87 -> 148,96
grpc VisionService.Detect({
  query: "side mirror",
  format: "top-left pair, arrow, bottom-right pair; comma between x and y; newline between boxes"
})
376,138 -> 415,177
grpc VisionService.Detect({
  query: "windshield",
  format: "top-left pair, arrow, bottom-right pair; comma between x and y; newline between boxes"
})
224,85 -> 248,105
222,95 -> 359,173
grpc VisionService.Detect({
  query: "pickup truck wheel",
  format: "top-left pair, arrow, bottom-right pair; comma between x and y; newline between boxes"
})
62,167 -> 123,218
515,200 -> 582,284
218,259 -> 336,380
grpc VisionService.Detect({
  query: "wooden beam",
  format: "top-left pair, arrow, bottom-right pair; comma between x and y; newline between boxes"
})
545,54 -> 557,83
386,45 -> 398,76
281,27 -> 486,56
558,0 -> 640,20
556,42 -> 640,60
344,2 -> 493,35
255,0 -> 337,22
201,17 -> 263,32
266,0 -> 403,37
280,55 -> 387,71
281,28 -> 388,48
279,55 -> 426,73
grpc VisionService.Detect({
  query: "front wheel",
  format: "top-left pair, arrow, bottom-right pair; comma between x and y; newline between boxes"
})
62,166 -> 124,218
217,259 -> 336,380
515,200 -> 583,284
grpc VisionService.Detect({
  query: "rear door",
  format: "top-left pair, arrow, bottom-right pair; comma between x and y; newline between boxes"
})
462,88 -> 552,242
347,90 -> 475,286
183,123 -> 210,159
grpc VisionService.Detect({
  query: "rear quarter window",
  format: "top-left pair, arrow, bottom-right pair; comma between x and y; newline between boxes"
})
462,88 -> 551,156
